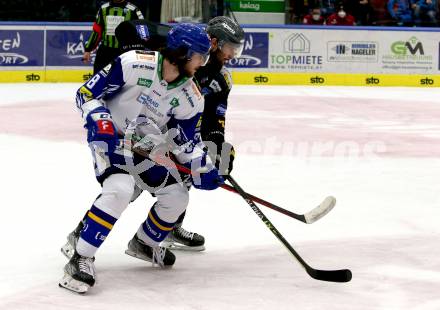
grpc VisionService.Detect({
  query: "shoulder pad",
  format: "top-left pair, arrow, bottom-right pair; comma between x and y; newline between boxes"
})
190,80 -> 203,102
119,50 -> 158,68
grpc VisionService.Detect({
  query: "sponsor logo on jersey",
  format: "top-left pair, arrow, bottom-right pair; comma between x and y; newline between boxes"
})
209,80 -> 222,93
136,54 -> 156,62
216,104 -> 227,116
137,78 -> 153,87
153,89 -> 162,97
169,98 -> 180,108
135,50 -> 156,55
136,93 -> 164,118
101,63 -> 112,76
182,87 -> 195,107
132,64 -> 155,70
137,93 -> 158,107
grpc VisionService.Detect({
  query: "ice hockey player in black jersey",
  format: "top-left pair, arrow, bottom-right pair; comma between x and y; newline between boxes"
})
165,16 -> 245,251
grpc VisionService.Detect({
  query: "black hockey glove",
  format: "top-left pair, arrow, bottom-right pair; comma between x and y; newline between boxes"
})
216,142 -> 235,175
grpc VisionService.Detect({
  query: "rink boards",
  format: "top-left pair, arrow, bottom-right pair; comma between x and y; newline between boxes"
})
1,23 -> 440,86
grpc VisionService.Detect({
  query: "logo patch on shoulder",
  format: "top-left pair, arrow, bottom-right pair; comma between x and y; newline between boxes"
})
101,63 -> 112,76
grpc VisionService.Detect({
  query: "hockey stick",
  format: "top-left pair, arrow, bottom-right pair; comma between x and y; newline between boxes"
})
225,175 -> 352,283
220,183 -> 336,224
151,155 -> 335,224
128,137 -> 335,224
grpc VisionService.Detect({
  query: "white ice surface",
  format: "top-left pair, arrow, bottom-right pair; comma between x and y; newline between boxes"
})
0,84 -> 439,309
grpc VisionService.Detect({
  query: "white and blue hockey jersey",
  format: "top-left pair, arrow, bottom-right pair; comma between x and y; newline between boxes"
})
76,50 -> 205,164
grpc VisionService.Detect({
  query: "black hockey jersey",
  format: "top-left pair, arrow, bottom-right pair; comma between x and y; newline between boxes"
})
195,61 -> 232,150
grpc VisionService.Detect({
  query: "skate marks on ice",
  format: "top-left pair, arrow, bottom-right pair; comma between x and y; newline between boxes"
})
0,236 -> 439,310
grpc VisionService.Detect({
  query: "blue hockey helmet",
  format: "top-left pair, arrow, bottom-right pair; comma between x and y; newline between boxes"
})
167,23 -> 211,64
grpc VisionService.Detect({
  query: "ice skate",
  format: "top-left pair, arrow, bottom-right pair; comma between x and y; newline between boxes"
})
162,226 -> 205,251
59,251 -> 96,294
125,234 -> 176,268
61,221 -> 84,259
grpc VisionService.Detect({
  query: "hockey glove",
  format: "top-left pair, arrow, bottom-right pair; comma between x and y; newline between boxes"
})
191,154 -> 224,190
216,142 -> 235,175
128,115 -> 169,158
85,106 -> 118,153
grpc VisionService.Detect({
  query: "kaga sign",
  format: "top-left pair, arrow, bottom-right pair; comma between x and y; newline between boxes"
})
46,30 -> 95,66
226,32 -> 268,68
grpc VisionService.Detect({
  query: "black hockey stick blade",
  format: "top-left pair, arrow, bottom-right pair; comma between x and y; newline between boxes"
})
307,267 -> 352,283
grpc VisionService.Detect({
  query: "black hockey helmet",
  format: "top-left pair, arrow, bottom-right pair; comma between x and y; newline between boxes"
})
206,16 -> 245,58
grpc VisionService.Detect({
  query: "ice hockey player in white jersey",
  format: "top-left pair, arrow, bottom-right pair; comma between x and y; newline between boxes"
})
59,23 -> 222,294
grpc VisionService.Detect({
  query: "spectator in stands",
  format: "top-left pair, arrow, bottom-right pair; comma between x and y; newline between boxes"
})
387,0 -> 413,25
349,0 -> 372,25
326,3 -> 356,25
303,7 -> 326,24
314,0 -> 338,17
411,0 -> 438,26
